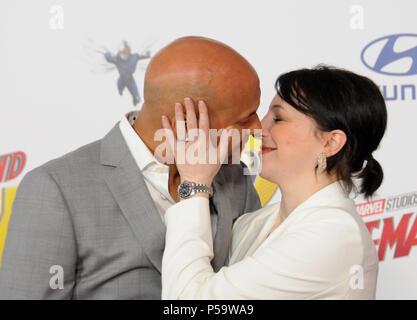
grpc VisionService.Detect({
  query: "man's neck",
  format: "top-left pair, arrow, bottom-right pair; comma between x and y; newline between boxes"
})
132,114 -> 181,201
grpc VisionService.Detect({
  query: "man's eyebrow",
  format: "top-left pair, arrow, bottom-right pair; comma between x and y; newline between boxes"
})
241,109 -> 258,120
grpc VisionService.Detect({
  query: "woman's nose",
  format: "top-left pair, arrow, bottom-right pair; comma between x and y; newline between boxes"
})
260,115 -> 271,137
260,114 -> 270,130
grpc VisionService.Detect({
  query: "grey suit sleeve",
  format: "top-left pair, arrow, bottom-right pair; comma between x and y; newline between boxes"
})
0,168 -> 77,299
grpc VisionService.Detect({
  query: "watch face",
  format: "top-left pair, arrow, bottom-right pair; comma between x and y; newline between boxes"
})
178,182 -> 192,198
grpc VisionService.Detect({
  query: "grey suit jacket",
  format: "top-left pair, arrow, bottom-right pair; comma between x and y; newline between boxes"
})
0,122 -> 261,299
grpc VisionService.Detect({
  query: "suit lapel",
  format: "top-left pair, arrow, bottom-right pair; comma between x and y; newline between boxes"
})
210,169 -> 235,272
100,123 -> 166,273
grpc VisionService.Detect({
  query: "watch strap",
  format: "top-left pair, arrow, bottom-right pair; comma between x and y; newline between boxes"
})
191,182 -> 213,197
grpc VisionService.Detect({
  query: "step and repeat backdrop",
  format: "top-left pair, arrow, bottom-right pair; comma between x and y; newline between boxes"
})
0,0 -> 416,299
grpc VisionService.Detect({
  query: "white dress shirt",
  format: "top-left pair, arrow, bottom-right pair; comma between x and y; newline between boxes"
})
162,180 -> 379,299
119,111 -> 218,235
119,111 -> 175,221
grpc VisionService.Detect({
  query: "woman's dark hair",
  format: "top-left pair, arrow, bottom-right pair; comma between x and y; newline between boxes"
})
275,65 -> 387,199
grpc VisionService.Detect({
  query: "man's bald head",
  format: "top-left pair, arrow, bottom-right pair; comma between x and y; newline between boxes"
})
142,36 -> 260,130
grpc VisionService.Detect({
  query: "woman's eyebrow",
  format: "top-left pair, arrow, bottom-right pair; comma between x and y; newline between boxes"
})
271,104 -> 285,112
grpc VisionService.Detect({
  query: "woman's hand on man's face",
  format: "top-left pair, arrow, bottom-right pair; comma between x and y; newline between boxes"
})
161,98 -> 232,186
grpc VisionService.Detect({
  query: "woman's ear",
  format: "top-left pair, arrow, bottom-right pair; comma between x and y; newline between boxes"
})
324,129 -> 347,157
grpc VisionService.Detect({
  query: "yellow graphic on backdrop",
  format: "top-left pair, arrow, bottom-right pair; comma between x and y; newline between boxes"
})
243,135 -> 279,207
0,186 -> 18,267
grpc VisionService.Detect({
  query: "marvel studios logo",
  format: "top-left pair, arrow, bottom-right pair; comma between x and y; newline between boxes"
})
356,191 -> 417,217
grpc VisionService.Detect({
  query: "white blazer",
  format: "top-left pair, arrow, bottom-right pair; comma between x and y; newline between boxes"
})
162,181 -> 378,299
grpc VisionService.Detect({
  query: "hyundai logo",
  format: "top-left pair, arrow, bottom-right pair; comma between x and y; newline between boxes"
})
361,33 -> 417,76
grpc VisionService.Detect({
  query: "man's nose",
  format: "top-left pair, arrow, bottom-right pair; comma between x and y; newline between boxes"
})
248,114 -> 262,136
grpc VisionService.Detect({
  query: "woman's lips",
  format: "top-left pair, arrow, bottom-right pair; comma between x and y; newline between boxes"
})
260,146 -> 277,155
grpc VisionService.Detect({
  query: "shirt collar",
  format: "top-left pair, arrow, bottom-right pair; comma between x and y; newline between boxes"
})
119,110 -> 161,171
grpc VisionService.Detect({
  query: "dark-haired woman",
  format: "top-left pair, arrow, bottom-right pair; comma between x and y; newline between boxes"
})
160,66 -> 387,299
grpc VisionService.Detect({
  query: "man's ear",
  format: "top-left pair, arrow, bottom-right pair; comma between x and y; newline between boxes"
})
323,129 -> 347,157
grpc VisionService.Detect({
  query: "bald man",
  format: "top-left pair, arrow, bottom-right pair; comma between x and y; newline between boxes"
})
0,36 -> 262,299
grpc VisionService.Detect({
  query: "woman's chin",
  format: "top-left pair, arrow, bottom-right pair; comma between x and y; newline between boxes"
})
258,169 -> 279,185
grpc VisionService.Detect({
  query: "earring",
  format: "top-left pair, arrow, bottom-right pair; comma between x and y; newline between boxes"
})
317,152 -> 327,171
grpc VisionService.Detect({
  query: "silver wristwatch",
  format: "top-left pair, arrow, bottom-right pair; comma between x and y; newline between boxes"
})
177,180 -> 214,199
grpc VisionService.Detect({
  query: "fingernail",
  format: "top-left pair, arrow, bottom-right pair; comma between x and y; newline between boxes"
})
184,97 -> 191,101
